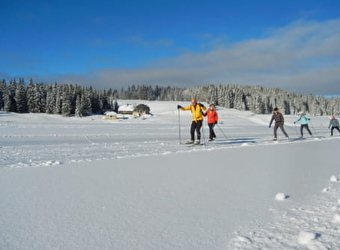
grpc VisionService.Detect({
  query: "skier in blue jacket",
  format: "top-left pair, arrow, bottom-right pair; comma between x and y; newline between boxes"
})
294,112 -> 312,138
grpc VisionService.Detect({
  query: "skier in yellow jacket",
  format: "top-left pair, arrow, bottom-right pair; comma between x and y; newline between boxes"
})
177,98 -> 206,144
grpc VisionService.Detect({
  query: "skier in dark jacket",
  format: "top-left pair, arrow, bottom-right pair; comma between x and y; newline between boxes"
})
269,107 -> 289,140
328,115 -> 340,136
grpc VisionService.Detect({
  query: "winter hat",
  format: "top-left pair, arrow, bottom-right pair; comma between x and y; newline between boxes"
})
273,108 -> 279,111
332,115 -> 336,119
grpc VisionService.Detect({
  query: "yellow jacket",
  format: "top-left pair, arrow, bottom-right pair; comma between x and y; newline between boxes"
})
180,104 -> 206,122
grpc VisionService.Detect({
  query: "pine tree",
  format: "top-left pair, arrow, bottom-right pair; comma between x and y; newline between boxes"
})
26,80 -> 35,112
8,79 -> 17,112
61,85 -> 71,116
54,86 -> 62,115
15,79 -> 27,113
31,84 -> 42,113
3,88 -> 11,112
81,91 -> 92,116
113,100 -> 119,112
45,85 -> 55,114
0,80 -> 6,111
39,84 -> 46,113
75,94 -> 82,117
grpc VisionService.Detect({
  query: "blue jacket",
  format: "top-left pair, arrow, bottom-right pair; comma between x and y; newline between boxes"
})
295,115 -> 310,125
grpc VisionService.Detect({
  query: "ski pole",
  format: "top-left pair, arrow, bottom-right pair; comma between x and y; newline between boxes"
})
217,123 -> 228,139
309,120 -> 318,137
294,123 -> 300,137
177,108 -> 182,144
201,121 -> 206,145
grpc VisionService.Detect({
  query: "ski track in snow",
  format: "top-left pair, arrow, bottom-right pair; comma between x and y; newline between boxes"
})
0,133 -> 336,170
0,118 -> 335,170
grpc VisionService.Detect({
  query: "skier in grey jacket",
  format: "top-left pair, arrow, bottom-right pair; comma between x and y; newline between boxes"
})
269,108 -> 289,140
328,116 -> 340,136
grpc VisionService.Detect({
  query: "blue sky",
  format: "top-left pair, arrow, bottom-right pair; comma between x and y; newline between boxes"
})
1,0 -> 340,95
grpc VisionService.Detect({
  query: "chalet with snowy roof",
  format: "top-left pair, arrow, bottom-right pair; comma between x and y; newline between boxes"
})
118,104 -> 135,115
117,103 -> 151,116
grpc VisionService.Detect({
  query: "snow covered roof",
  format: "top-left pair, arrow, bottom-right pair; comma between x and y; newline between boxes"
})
118,104 -> 135,112
105,111 -> 117,116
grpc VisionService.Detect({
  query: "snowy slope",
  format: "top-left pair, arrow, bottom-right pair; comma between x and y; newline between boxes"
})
0,101 -> 340,250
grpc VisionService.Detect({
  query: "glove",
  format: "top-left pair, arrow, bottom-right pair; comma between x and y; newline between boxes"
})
215,121 -> 218,124
177,105 -> 182,109
198,103 -> 205,108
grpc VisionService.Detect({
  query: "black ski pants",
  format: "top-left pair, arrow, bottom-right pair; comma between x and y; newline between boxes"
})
208,123 -> 216,139
300,124 -> 312,137
331,126 -> 340,136
274,123 -> 289,138
190,120 -> 202,141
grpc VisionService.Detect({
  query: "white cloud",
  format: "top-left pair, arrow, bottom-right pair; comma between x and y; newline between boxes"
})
29,18 -> 340,95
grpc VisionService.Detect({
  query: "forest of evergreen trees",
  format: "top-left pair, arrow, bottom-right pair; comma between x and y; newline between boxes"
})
1,78 -> 340,116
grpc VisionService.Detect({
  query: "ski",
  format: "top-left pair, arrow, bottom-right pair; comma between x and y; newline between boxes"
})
290,138 -> 306,142
183,140 -> 202,145
186,143 -> 203,146
271,137 -> 290,142
184,141 -> 194,145
183,141 -> 205,146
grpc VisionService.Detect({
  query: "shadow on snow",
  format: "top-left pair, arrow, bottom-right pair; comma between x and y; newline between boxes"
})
213,137 -> 257,145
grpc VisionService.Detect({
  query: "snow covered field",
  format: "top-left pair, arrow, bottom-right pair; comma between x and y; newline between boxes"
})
1,100 -> 340,250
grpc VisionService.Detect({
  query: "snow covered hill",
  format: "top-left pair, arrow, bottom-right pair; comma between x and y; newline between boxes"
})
1,101 -> 340,249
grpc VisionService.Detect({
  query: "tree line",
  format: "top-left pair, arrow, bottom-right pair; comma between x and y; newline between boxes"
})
0,78 -> 339,116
